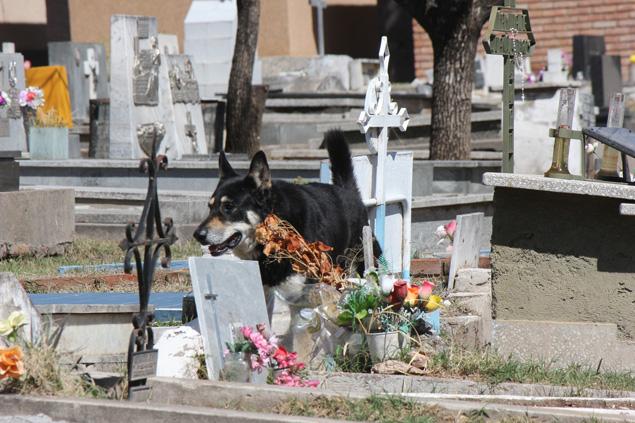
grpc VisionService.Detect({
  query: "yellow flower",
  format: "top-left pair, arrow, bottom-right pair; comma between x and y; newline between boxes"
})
0,321 -> 10,337
0,311 -> 25,337
425,295 -> 443,312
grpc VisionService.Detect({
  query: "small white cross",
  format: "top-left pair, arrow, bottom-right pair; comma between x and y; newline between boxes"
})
357,36 -> 409,250
83,48 -> 99,100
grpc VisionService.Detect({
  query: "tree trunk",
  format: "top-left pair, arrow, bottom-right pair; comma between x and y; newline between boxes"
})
225,0 -> 261,155
393,0 -> 500,160
429,22 -> 478,160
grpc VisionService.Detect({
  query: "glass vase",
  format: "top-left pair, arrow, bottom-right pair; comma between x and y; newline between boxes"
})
220,352 -> 251,383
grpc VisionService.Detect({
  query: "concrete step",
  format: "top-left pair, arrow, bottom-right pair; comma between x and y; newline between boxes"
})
492,320 -> 635,372
75,204 -> 142,224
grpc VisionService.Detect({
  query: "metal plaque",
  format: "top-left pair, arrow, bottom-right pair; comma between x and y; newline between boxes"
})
137,122 -> 166,157
129,349 -> 158,382
6,87 -> 20,120
137,18 -> 150,39
0,118 -> 10,137
169,58 -> 200,104
6,62 -> 21,120
133,48 -> 160,106
128,385 -> 152,402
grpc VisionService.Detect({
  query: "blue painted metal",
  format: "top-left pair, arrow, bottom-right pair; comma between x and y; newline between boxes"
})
58,259 -> 189,275
375,203 -> 386,250
319,161 -> 330,183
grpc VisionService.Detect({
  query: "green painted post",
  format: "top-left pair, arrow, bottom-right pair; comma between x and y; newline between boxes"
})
483,0 -> 535,173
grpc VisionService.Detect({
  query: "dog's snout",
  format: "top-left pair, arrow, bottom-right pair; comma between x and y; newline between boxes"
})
193,227 -> 208,243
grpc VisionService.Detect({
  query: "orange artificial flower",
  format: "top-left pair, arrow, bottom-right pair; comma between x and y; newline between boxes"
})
0,346 -> 24,380
403,286 -> 420,307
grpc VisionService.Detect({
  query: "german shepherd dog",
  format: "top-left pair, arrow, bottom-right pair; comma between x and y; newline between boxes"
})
193,130 -> 372,287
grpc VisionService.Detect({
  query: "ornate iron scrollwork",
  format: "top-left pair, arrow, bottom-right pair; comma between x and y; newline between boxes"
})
120,122 -> 177,399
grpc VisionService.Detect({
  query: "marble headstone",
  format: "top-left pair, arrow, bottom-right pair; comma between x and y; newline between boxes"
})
167,54 -> 207,156
184,0 -> 237,100
188,256 -> 270,381
109,15 -> 180,160
0,44 -> 26,154
48,42 -> 109,125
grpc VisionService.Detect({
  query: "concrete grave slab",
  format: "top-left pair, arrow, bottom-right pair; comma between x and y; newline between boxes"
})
485,172 -> 635,339
48,42 -> 108,125
109,15 -> 180,160
188,256 -> 270,381
448,212 -> 484,289
0,188 -> 74,258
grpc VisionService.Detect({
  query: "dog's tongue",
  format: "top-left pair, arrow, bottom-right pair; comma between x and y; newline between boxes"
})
208,233 -> 242,256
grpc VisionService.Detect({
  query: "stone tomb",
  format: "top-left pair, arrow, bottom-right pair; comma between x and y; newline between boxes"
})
47,42 -> 108,125
188,256 -> 270,381
109,15 -> 180,160
166,54 -> 208,156
184,0 -> 237,100
484,173 -> 635,340
0,46 -> 27,154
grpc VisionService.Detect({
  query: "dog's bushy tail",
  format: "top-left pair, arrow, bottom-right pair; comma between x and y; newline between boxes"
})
325,130 -> 357,191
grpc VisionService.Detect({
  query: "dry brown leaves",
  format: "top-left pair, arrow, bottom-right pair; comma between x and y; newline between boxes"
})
255,214 -> 346,288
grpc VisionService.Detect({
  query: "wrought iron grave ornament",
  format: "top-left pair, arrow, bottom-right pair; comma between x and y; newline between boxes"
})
120,121 -> 177,400
483,0 -> 535,173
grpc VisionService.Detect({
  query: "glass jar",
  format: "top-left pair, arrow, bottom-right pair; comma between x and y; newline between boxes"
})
220,352 -> 251,383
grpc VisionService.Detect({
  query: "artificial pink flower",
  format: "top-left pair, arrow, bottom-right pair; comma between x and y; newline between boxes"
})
444,220 -> 457,239
418,280 -> 435,299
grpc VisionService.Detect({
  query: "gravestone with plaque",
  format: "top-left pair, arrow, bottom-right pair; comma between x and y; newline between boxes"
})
109,15 -> 181,160
47,42 -> 108,125
188,256 -> 270,381
167,54 -> 207,156
0,44 -> 26,154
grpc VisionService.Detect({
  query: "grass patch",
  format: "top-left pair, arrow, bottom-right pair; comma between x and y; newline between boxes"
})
0,238 -> 201,279
1,341 -> 107,398
273,395 -> 441,422
428,347 -> 635,393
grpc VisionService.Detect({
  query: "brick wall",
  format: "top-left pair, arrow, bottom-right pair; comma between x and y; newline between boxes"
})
413,0 -> 635,81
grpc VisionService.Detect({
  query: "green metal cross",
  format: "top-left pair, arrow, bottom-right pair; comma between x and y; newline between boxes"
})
483,0 -> 536,173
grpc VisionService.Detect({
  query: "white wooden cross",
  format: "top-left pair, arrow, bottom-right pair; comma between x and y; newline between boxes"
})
357,36 -> 409,252
83,48 -> 99,100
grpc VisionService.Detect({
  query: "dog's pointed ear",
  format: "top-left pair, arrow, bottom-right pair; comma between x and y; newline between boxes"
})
219,151 -> 237,179
247,151 -> 271,190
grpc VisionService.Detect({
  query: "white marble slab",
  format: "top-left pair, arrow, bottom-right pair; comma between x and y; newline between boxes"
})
188,256 -> 270,381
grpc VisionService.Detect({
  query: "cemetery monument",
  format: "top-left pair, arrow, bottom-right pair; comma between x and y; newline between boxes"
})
109,15 -> 181,160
